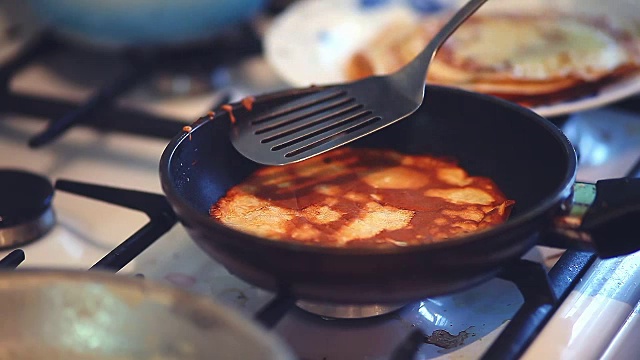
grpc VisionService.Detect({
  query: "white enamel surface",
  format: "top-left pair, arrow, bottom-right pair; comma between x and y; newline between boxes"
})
563,108 -> 640,182
523,253 -> 640,360
2,14 -> 640,357
601,301 -> 640,360
264,0 -> 640,118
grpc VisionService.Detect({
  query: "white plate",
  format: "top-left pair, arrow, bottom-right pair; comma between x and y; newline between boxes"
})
264,0 -> 640,118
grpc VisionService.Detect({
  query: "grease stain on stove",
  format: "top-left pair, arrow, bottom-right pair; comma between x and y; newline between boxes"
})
425,326 -> 475,350
217,288 -> 249,307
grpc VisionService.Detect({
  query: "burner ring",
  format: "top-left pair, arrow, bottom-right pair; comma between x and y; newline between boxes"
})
0,169 -> 55,248
296,300 -> 406,319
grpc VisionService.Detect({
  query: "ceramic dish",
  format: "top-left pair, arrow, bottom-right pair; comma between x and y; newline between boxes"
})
264,0 -> 640,118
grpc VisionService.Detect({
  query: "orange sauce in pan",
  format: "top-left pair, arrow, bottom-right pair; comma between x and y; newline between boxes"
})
241,96 -> 255,111
221,104 -> 236,124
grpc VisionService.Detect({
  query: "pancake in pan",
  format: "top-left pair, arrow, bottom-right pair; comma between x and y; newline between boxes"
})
211,148 -> 515,248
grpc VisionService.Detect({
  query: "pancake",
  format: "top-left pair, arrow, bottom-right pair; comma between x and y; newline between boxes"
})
210,148 -> 515,248
345,12 -> 640,105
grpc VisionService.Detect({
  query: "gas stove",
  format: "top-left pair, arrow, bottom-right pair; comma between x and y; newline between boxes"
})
2,16 -> 640,360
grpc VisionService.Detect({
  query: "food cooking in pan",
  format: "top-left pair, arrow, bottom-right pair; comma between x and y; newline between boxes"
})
210,148 -> 514,248
345,12 -> 640,106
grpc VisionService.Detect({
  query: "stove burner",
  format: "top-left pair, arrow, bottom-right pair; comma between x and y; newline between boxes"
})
0,169 -> 55,248
296,300 -> 406,319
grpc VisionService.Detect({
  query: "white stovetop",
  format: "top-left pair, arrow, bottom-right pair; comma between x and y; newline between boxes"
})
2,42 -> 640,359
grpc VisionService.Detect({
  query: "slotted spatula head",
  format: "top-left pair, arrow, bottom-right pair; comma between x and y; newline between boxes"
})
230,76 -> 423,166
231,0 -> 487,166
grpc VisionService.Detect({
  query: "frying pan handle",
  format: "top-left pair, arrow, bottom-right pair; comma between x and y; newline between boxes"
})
544,178 -> 640,258
581,178 -> 640,257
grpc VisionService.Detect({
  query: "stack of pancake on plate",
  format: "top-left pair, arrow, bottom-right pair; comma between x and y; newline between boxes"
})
345,12 -> 640,106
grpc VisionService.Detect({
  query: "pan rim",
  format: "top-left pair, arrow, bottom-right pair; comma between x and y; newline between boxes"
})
159,85 -> 578,256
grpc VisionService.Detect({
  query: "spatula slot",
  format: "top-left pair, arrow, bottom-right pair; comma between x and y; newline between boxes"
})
255,98 -> 359,135
283,116 -> 382,158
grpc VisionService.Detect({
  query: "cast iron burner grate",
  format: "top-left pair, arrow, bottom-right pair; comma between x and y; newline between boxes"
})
2,151 -> 640,359
0,249 -> 25,269
0,24 -> 261,146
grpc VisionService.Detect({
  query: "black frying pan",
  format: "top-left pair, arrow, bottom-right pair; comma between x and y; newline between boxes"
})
159,85 -> 640,304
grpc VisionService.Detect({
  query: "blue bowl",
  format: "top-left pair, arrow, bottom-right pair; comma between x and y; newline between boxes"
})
26,0 -> 266,48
